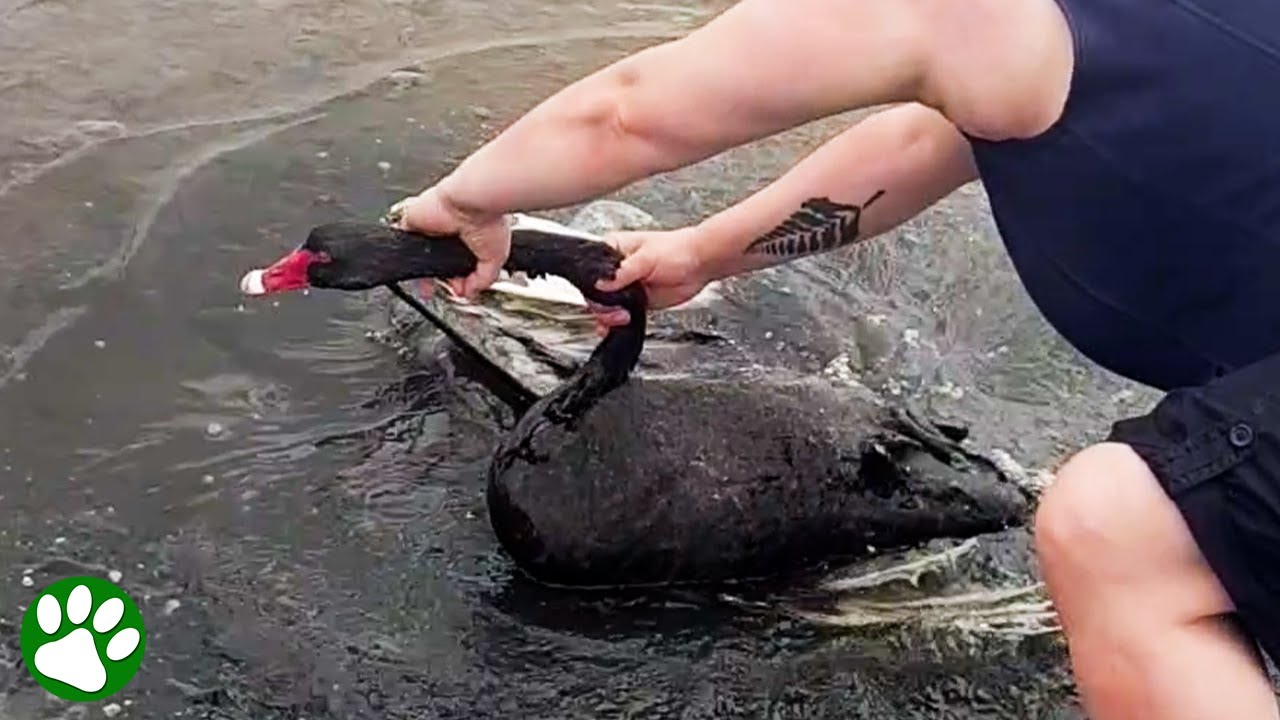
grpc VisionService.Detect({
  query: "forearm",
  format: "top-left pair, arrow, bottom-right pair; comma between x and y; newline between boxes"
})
691,104 -> 978,281
435,0 -> 933,218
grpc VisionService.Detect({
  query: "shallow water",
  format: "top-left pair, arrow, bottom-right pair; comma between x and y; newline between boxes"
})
0,2 -> 1110,717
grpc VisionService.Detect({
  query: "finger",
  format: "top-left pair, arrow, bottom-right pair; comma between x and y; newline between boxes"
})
417,279 -> 436,299
592,315 -> 622,337
595,254 -> 651,292
592,307 -> 631,335
585,300 -> 629,322
399,189 -> 461,235
464,260 -> 503,299
590,307 -> 631,327
447,278 -> 466,298
585,299 -> 630,328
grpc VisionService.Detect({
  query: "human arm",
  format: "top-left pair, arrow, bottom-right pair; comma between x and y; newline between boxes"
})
589,102 -> 978,329
400,0 -> 1066,297
398,0 -> 936,297
431,0 -> 932,219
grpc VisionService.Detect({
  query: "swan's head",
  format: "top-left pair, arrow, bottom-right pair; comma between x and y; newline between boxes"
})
239,246 -> 327,295
240,222 -> 435,295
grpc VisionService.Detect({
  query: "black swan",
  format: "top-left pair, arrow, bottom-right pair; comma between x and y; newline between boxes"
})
240,214 -> 1030,589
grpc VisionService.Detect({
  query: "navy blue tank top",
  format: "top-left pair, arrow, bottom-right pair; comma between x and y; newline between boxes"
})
967,0 -> 1280,391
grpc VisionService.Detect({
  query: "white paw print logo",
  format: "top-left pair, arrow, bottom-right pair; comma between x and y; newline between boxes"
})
21,576 -> 147,701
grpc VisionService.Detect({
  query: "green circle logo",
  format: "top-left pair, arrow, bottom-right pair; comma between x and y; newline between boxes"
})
20,576 -> 147,701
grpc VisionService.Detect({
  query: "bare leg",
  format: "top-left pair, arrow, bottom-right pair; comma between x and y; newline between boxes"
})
1035,442 -> 1279,720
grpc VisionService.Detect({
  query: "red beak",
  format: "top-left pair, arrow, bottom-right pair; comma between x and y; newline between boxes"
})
239,249 -> 320,296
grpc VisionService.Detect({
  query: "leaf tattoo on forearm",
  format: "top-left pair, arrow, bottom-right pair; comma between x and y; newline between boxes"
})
744,190 -> 886,259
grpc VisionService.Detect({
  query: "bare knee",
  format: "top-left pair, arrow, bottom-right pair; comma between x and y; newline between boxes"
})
1037,442 -> 1238,626
1034,443 -> 1160,582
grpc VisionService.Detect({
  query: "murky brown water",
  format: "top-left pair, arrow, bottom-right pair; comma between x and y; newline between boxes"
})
0,2 -> 1102,718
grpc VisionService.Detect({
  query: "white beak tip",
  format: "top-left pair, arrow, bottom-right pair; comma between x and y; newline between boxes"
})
240,269 -> 267,296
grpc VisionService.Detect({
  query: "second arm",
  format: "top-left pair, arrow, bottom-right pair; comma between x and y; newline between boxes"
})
691,103 -> 979,282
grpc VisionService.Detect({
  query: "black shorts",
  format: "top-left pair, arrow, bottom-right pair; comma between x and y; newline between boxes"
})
1107,352 -> 1280,663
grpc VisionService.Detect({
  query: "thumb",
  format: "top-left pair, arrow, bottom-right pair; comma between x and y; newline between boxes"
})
457,217 -> 510,298
605,231 -> 645,257
397,190 -> 452,234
